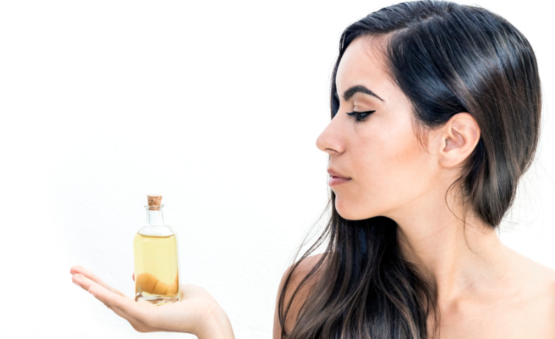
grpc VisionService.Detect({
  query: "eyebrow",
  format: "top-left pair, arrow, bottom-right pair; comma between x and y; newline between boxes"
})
340,85 -> 385,102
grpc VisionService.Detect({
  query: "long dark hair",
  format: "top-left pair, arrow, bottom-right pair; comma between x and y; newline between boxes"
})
277,1 -> 542,338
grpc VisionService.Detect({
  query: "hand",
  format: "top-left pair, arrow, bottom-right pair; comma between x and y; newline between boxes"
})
70,265 -> 235,338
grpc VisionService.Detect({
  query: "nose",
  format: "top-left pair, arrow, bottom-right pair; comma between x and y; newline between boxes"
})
316,116 -> 344,155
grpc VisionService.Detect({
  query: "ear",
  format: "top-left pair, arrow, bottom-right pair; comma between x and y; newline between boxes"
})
436,112 -> 480,169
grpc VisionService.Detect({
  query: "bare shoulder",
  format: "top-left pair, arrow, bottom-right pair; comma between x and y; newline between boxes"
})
279,253 -> 328,292
273,253 -> 327,339
526,256 -> 555,335
512,249 -> 555,289
289,253 -> 327,278
507,248 -> 555,335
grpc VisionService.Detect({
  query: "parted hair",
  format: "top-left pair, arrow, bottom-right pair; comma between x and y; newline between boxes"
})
277,1 -> 542,338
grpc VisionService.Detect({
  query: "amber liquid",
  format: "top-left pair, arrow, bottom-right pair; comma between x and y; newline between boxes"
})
133,233 -> 180,305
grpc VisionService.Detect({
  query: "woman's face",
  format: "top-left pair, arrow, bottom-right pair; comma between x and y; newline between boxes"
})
316,36 -> 437,220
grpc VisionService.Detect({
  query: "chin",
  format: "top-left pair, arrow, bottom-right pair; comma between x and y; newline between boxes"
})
334,194 -> 387,221
334,197 -> 371,221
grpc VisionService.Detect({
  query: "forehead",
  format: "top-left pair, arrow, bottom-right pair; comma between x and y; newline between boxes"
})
335,36 -> 395,99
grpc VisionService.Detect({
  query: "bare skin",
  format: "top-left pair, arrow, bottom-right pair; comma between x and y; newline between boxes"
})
273,253 -> 555,339
71,34 -> 555,339
309,34 -> 555,338
273,254 -> 327,338
70,266 -> 234,338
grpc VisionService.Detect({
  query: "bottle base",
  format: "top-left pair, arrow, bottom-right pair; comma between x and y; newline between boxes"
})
135,293 -> 180,306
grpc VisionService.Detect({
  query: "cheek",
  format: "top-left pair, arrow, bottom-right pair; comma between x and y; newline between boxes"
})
340,122 -> 430,217
357,124 -> 421,184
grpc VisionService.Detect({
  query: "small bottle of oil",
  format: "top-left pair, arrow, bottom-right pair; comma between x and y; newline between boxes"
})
133,195 -> 181,305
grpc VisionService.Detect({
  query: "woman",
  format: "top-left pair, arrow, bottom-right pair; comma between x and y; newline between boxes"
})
70,1 -> 555,338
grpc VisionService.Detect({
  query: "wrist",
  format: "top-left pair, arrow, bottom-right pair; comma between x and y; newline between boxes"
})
196,303 -> 235,339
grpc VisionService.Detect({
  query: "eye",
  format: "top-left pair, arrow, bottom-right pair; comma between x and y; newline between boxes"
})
346,110 -> 376,122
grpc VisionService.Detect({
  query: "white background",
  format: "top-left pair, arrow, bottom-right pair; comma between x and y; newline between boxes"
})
0,0 -> 553,338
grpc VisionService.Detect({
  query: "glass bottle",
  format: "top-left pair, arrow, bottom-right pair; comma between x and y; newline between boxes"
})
133,195 -> 181,305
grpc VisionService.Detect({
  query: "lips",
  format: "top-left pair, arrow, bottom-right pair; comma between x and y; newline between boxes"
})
327,168 -> 350,179
327,168 -> 351,186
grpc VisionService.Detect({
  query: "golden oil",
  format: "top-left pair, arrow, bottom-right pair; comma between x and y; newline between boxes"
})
133,195 -> 181,305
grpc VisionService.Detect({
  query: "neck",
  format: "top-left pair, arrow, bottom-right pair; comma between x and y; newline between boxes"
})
388,183 -> 513,304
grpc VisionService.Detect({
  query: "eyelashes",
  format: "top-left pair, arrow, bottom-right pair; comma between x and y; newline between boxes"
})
346,110 -> 376,122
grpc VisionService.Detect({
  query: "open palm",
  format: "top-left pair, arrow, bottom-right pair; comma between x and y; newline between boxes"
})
70,265 -> 230,336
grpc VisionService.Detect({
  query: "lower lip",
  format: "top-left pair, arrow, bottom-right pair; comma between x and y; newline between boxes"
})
329,176 -> 351,186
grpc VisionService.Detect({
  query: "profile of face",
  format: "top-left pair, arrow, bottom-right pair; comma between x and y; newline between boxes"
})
316,36 -> 473,221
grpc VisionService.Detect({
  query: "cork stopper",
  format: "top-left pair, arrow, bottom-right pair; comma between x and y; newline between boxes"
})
147,195 -> 162,211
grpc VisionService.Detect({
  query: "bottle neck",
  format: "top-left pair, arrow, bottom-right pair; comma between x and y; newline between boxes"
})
146,206 -> 165,226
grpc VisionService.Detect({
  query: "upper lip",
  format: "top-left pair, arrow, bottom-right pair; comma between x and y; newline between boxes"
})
327,168 -> 351,179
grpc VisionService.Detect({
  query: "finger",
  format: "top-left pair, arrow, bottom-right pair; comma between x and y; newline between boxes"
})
73,273 -> 125,297
88,283 -> 165,331
87,282 -> 147,328
70,266 -> 114,292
